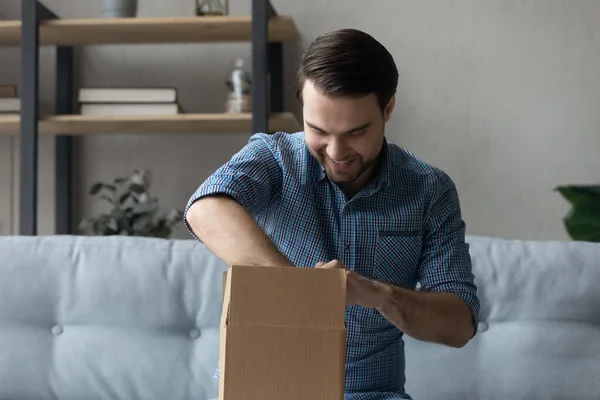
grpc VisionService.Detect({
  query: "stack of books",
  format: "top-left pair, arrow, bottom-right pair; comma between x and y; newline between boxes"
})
78,87 -> 183,116
0,85 -> 19,117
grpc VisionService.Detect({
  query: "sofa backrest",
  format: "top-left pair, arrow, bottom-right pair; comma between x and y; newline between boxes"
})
404,235 -> 600,400
2,234 -> 599,400
0,235 -> 227,400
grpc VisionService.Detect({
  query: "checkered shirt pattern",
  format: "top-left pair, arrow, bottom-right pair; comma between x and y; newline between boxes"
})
184,131 -> 480,400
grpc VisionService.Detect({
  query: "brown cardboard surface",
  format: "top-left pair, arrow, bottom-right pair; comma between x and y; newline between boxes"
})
219,265 -> 347,400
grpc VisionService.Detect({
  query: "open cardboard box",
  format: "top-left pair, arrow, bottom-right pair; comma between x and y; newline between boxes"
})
219,265 -> 347,400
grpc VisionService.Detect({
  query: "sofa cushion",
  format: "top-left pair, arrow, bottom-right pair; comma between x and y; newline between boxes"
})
2,234 -> 599,400
0,235 -> 227,400
404,235 -> 600,400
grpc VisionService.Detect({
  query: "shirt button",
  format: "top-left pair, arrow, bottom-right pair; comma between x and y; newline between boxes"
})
344,243 -> 350,251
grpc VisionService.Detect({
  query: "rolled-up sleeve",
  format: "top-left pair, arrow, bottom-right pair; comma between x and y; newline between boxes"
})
417,170 -> 480,335
183,133 -> 283,240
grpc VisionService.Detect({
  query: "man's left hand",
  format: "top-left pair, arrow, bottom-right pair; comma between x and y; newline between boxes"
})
316,260 -> 390,308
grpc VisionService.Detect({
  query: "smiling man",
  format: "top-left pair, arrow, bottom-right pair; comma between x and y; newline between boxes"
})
185,28 -> 479,400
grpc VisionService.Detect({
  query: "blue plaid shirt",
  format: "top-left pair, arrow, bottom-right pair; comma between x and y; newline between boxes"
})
185,131 -> 479,400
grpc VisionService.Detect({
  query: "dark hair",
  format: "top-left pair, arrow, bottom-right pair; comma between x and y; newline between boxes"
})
295,29 -> 399,112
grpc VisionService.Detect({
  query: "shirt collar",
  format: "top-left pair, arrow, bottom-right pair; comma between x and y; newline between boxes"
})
303,145 -> 326,183
374,138 -> 392,189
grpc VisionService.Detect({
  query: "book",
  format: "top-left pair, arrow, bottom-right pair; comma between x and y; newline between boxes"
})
0,85 -> 17,98
79,102 -> 181,115
78,87 -> 178,103
0,98 -> 20,112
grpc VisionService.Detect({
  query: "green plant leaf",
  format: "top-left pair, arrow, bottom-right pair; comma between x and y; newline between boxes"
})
151,225 -> 172,238
119,192 -> 130,205
93,219 -> 106,235
111,207 -> 126,220
556,184 -> 600,242
564,205 -> 600,242
106,218 -> 118,232
83,169 -> 183,238
132,202 -> 154,214
130,184 -> 146,194
133,214 -> 151,231
100,195 -> 114,204
90,182 -> 103,195
117,217 -> 132,234
78,218 -> 92,231
555,185 -> 600,208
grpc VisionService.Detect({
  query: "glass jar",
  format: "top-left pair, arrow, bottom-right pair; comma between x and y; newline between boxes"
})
225,57 -> 252,113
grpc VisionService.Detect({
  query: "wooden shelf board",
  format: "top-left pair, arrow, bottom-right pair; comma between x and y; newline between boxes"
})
0,16 -> 299,46
0,112 -> 301,135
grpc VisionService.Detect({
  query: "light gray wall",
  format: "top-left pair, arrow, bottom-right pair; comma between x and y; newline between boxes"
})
1,0 -> 599,240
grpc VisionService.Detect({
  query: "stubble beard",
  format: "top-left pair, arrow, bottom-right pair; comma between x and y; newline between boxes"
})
323,154 -> 373,185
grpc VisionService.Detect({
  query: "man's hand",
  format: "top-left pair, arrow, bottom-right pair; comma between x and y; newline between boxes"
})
316,260 -> 391,308
316,259 -> 475,348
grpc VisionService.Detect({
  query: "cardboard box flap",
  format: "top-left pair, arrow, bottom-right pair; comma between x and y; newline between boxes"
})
225,266 -> 346,329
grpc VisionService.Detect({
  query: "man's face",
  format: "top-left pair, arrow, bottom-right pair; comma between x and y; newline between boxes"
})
302,79 -> 394,195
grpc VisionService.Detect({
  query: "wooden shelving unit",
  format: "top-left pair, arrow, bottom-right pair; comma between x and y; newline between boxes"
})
0,113 -> 300,135
4,0 -> 301,235
0,15 -> 300,45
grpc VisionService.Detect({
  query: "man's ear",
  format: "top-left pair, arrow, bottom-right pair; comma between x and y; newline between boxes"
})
384,96 -> 396,123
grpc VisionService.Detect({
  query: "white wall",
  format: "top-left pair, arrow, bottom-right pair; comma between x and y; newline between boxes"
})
1,0 -> 599,240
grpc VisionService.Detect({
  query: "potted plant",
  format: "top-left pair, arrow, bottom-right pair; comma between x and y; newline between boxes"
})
79,169 -> 183,238
555,184 -> 600,242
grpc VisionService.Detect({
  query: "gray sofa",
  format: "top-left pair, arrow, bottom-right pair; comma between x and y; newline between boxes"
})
0,234 -> 598,400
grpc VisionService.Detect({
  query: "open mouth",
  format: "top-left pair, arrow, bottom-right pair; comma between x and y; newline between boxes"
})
331,159 -> 351,164
329,157 -> 354,171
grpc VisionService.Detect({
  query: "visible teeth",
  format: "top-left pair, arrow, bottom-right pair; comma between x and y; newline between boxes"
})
332,159 -> 351,164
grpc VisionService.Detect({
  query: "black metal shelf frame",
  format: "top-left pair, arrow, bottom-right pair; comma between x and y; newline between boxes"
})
18,0 -> 284,235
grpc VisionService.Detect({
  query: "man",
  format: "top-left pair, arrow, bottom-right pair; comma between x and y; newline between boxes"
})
185,28 -> 479,400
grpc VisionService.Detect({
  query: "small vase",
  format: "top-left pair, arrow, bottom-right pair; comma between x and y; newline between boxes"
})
224,58 -> 252,113
101,0 -> 138,18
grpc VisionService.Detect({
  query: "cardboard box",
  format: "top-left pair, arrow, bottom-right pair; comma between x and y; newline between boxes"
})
219,265 -> 347,400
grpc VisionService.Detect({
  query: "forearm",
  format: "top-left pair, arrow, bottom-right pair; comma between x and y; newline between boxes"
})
376,283 -> 474,348
185,195 -> 293,267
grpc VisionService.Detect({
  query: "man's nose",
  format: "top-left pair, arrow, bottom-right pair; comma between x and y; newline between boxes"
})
326,138 -> 348,161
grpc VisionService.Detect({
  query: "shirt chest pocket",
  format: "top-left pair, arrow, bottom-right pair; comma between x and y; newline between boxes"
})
373,230 -> 423,286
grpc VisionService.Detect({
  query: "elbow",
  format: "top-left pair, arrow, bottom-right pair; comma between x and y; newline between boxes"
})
185,201 -> 201,229
445,322 -> 475,348
185,199 -> 213,240
447,336 -> 470,349
445,295 -> 477,348
185,195 -> 228,226
185,194 -> 239,241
